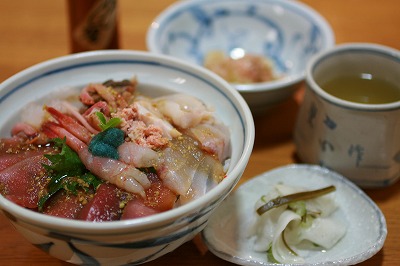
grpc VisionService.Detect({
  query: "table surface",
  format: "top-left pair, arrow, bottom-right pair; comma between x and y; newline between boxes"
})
0,1 -> 399,265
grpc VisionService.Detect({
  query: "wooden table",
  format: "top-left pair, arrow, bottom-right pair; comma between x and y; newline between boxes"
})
0,1 -> 399,265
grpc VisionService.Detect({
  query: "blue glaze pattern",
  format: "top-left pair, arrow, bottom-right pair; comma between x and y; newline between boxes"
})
7,198 -> 217,265
152,0 -> 333,76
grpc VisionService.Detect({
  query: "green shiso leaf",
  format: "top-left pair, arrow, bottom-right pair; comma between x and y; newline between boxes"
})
39,138 -> 102,211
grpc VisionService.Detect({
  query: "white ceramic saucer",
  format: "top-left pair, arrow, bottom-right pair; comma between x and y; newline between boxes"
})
202,164 -> 387,265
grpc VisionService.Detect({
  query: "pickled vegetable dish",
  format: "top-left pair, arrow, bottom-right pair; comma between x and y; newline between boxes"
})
248,184 -> 346,264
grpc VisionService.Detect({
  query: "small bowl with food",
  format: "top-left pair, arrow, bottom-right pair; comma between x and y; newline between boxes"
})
203,164 -> 387,265
146,0 -> 335,113
0,50 -> 254,265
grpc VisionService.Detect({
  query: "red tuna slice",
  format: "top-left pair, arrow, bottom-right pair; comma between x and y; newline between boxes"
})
0,138 -> 54,171
121,174 -> 177,219
0,148 -> 54,172
78,183 -> 123,222
43,191 -> 84,219
0,138 -> 57,171
144,177 -> 177,212
0,137 -> 26,152
0,155 -> 50,208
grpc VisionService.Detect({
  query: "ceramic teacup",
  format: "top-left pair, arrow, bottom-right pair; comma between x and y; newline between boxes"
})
294,43 -> 400,187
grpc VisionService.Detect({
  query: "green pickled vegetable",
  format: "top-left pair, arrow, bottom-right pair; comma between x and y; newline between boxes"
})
256,185 -> 336,215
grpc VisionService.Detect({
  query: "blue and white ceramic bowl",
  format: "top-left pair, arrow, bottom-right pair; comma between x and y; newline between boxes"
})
147,0 -> 335,113
0,50 -> 255,265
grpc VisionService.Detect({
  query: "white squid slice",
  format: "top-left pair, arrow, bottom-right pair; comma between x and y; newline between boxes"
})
178,155 -> 224,205
157,135 -> 225,196
154,93 -> 213,129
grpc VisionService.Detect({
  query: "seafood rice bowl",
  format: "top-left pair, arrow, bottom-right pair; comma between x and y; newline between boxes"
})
0,50 -> 254,265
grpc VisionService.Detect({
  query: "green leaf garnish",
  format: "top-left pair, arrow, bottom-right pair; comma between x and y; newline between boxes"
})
39,138 -> 102,211
42,138 -> 86,176
96,111 -> 122,131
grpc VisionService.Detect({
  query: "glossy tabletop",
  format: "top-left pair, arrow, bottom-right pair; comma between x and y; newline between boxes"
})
0,1 -> 399,265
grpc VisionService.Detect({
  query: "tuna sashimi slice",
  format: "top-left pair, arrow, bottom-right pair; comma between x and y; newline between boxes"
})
78,183 -> 123,222
0,155 -> 50,208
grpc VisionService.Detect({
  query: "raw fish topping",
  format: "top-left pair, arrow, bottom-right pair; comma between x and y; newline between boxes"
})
0,77 -> 231,221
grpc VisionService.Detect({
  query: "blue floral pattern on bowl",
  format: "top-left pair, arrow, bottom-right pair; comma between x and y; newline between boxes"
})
148,0 -> 334,78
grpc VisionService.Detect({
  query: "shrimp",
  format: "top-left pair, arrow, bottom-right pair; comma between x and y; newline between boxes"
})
79,83 -> 128,110
45,106 -> 93,144
118,142 -> 159,168
82,101 -> 110,131
43,107 -> 151,197
11,122 -> 38,137
61,101 -> 99,134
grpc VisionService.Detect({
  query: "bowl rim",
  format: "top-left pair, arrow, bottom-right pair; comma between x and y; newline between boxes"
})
0,50 -> 255,234
146,0 -> 335,92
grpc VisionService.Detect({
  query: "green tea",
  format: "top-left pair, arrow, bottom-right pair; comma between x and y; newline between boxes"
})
321,75 -> 400,104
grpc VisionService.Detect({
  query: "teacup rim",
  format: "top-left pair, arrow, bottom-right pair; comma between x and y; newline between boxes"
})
306,42 -> 400,111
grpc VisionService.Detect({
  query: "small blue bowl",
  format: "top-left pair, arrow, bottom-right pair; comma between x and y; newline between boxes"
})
147,0 -> 335,113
